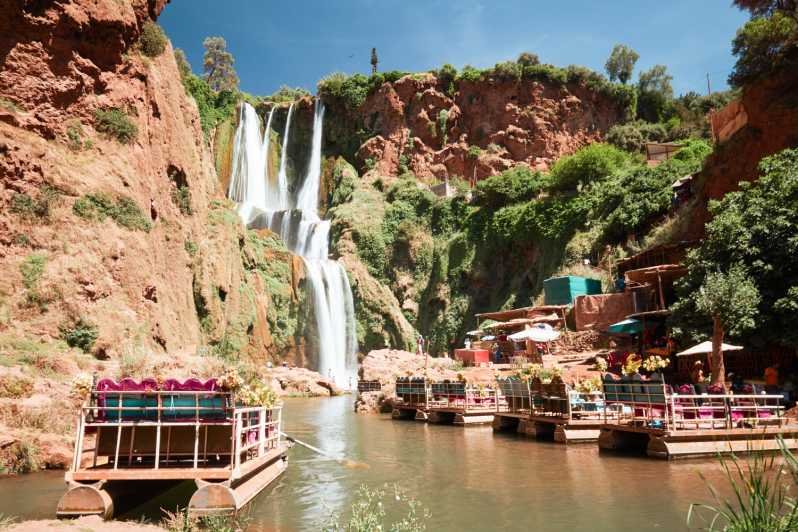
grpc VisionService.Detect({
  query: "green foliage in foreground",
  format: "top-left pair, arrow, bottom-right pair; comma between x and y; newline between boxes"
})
688,439 -> 798,531
73,192 -> 152,232
671,148 -> 798,348
94,108 -> 138,144
323,484 -> 430,532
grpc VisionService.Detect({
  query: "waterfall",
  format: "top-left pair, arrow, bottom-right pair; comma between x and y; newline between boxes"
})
228,101 -> 358,390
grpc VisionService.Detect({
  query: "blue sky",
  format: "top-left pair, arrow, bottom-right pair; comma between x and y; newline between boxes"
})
160,1 -> 748,97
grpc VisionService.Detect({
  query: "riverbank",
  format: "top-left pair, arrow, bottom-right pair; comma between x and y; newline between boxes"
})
4,516 -> 162,532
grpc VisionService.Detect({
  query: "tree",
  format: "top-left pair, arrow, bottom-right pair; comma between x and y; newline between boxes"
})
604,44 -> 639,84
636,64 -> 674,122
729,11 -> 798,87
517,52 -> 540,67
695,266 -> 760,386
203,36 -> 239,92
174,48 -> 191,79
371,47 -> 378,74
733,0 -> 797,17
671,148 -> 798,374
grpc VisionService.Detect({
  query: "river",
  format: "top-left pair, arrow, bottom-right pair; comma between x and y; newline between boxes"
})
0,396 -> 732,530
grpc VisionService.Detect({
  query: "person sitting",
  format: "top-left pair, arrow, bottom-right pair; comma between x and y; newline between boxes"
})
691,361 -> 705,395
765,363 -> 780,394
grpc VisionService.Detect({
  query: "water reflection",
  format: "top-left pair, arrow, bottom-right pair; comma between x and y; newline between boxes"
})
0,396 -> 735,531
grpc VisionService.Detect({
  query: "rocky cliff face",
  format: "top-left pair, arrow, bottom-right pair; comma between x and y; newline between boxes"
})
0,0 -> 309,363
687,70 -> 798,238
322,72 -> 626,181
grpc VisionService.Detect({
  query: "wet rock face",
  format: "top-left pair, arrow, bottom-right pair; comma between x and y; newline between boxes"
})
324,73 -> 625,181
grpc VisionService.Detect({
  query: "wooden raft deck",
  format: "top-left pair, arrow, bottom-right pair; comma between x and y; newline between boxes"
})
57,387 -> 288,518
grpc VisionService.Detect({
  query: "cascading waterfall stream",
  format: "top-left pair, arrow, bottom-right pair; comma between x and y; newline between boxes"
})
228,100 -> 357,390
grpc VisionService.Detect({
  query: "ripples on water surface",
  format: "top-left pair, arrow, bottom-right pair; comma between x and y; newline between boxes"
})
0,396 -> 735,531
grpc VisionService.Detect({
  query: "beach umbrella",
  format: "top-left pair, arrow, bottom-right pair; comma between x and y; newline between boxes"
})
676,340 -> 743,357
508,325 -> 560,343
607,318 -> 643,335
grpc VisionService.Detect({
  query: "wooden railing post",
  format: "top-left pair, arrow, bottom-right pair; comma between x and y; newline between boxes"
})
258,408 -> 266,456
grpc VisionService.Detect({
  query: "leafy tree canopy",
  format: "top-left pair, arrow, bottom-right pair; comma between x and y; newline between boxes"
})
604,44 -> 639,84
671,148 -> 798,348
517,52 -> 540,67
203,36 -> 239,92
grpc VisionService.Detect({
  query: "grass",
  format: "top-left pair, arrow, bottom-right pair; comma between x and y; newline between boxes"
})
323,483 -> 430,532
0,441 -> 40,475
73,192 -> 152,232
687,439 -> 798,531
94,108 -> 138,144
161,506 -> 249,531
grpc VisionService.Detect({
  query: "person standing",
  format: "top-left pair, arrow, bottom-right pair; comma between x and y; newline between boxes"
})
765,363 -> 780,393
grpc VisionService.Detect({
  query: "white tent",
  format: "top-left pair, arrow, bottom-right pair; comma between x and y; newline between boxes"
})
676,340 -> 743,357
508,324 -> 560,343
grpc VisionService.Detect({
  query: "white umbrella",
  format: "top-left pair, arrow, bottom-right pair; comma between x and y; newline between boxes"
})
509,324 -> 560,343
676,340 -> 743,357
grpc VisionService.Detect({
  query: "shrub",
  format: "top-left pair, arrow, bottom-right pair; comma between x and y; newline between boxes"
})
266,85 -> 311,103
73,193 -> 152,232
456,65 -> 483,82
473,166 -> 545,208
59,318 -> 99,352
94,108 -> 137,144
490,61 -> 522,81
0,376 -> 33,399
517,52 -> 540,66
0,441 -> 40,475
323,484 -> 430,532
549,143 -> 630,191
521,63 -> 568,85
184,239 -> 198,256
317,72 -> 370,110
606,121 -> 669,152
171,185 -> 192,215
139,21 -> 167,57
182,73 -> 237,137
19,253 -> 45,291
9,186 -> 60,222
467,145 -> 482,159
66,122 -> 91,151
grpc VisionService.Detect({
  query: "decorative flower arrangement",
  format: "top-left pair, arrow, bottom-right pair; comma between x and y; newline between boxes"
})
575,375 -> 602,394
642,355 -> 671,372
594,356 -> 608,372
218,368 -> 244,391
237,380 -> 279,408
515,364 -> 543,381
538,367 -> 562,384
70,374 -> 94,401
622,354 -> 643,376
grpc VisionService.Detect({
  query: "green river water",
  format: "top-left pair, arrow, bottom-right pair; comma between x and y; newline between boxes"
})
0,396 -> 734,531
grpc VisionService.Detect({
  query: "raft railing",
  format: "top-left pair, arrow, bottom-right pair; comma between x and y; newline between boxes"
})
70,388 -> 282,481
496,378 -> 605,420
601,380 -> 785,431
427,382 -> 498,411
394,379 -> 430,409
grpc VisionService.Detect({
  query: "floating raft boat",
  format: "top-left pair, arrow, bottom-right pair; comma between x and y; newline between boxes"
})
57,378 -> 288,519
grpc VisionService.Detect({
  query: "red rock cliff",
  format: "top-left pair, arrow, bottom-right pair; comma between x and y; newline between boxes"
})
323,72 -> 626,181
0,0 -> 298,362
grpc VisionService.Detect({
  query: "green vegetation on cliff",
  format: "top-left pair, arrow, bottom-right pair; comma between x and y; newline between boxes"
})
330,139 -> 710,354
672,147 -> 798,350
